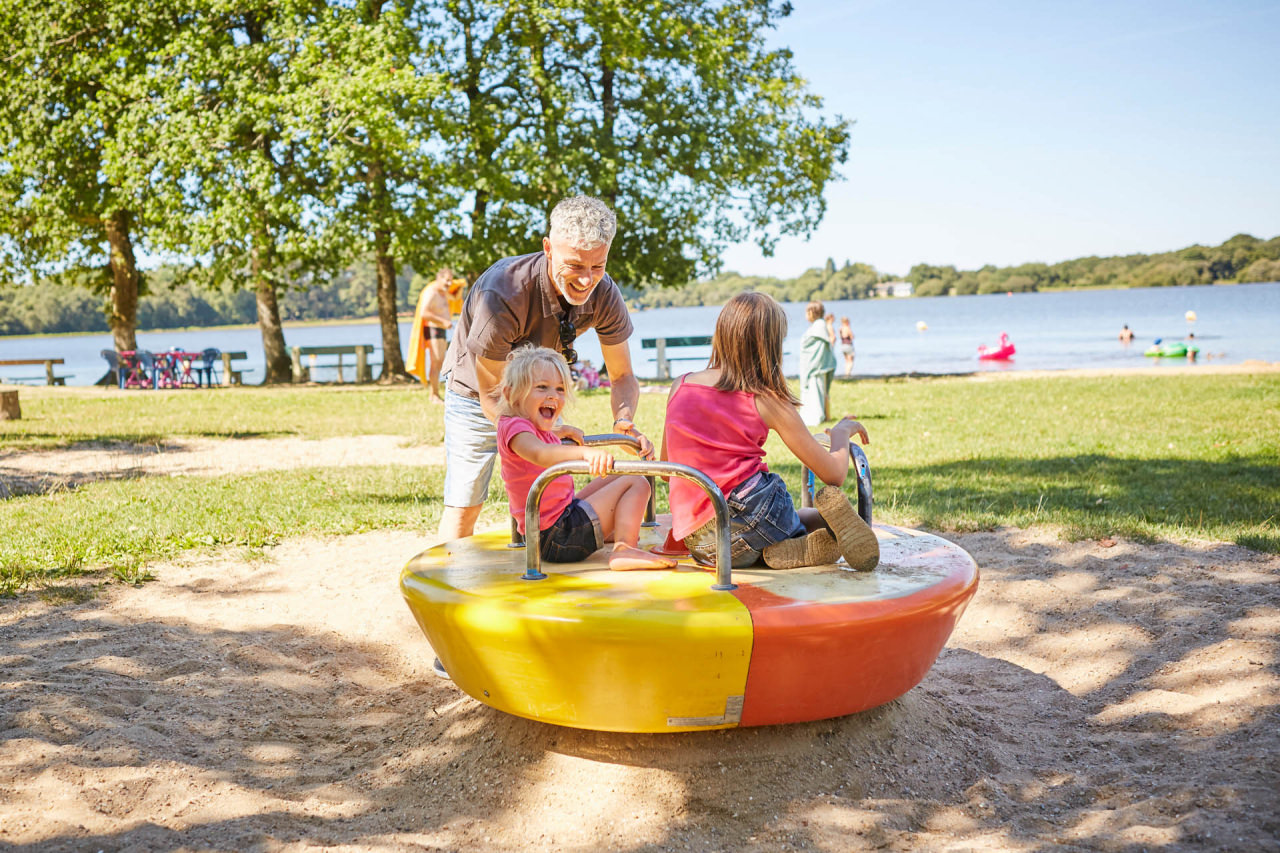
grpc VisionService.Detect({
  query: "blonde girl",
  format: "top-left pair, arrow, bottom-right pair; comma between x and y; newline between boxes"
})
496,345 -> 675,571
661,292 -> 878,570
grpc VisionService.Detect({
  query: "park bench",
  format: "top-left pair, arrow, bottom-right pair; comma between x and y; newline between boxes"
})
640,336 -> 712,380
0,358 -> 68,386
290,344 -> 376,384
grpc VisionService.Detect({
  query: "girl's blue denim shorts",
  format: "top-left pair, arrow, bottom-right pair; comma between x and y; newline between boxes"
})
539,498 -> 605,563
683,471 -> 805,568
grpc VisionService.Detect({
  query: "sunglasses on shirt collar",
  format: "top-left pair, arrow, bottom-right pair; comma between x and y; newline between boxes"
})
558,315 -> 578,365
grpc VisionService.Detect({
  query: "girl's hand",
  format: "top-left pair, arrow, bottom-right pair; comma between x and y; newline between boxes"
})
583,446 -> 614,477
554,424 -> 585,445
827,416 -> 870,446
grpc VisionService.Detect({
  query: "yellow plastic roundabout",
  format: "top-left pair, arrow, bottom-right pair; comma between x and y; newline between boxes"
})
400,451 -> 979,734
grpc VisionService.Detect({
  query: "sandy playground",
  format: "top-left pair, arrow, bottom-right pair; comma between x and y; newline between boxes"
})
0,422 -> 1277,851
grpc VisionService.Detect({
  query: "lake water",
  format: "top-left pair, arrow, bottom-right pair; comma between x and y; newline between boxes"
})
3,282 -> 1277,385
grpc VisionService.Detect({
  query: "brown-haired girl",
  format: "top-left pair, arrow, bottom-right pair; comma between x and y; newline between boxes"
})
660,292 -> 878,570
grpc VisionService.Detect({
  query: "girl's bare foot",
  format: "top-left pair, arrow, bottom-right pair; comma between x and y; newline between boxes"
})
608,544 -> 677,571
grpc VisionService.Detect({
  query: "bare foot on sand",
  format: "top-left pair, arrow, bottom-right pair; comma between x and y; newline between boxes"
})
608,543 -> 677,571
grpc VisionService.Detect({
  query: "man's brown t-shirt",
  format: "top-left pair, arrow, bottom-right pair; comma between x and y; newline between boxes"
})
442,251 -> 634,398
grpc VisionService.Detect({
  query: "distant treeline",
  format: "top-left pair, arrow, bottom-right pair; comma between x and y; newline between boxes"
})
3,233 -> 1278,336
630,232 -> 1280,309
0,263 -> 421,337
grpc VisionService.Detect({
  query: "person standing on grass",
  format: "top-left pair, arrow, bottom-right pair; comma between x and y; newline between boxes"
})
437,195 -> 652,542
800,301 -> 837,425
410,267 -> 453,400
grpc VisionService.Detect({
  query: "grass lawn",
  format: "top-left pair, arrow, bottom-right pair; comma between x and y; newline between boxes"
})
1,371 -> 1277,593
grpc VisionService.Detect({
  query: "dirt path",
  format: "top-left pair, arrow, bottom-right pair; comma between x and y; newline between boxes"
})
0,435 -> 444,498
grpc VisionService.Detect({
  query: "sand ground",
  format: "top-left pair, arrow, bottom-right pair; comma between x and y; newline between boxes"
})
1,392 -> 1277,851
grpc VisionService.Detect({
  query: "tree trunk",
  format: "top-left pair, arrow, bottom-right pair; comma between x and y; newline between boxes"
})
600,55 -> 618,208
373,227 -> 407,381
103,209 -> 140,352
251,235 -> 291,384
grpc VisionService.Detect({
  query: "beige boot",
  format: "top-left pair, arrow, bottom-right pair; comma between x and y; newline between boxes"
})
762,528 -> 841,569
815,486 -> 879,571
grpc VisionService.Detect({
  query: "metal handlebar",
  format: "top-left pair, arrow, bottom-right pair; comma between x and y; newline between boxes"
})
577,433 -> 657,525
508,432 -> 658,547
522,460 -> 736,591
800,434 -> 873,525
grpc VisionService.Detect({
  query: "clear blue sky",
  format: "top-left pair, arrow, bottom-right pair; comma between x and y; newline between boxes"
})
719,0 -> 1280,279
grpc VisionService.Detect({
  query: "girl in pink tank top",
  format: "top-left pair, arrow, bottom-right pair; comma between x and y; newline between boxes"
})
660,292 -> 880,571
496,345 -> 676,571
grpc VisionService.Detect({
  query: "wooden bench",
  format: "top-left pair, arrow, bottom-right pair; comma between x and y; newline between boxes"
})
0,358 -> 68,386
640,336 -> 712,380
290,345 -> 376,384
219,351 -> 247,386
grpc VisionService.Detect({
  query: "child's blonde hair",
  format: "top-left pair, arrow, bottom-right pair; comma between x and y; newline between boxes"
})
805,301 -> 825,322
708,292 -> 798,404
497,345 -> 575,417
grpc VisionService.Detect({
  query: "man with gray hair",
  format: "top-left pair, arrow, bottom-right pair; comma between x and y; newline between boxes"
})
437,195 -> 653,541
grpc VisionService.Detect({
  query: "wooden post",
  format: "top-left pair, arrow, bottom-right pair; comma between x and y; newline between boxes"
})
291,347 -> 305,383
356,346 -> 370,384
655,338 -> 669,380
334,353 -> 345,384
0,390 -> 19,420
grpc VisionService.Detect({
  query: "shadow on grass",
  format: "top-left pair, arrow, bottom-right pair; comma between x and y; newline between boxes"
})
772,454 -> 1279,553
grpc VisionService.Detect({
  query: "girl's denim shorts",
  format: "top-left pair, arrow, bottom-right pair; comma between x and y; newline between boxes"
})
539,498 -> 605,563
683,471 -> 805,568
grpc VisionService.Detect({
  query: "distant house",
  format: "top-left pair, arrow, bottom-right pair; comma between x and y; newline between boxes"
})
875,280 -> 914,298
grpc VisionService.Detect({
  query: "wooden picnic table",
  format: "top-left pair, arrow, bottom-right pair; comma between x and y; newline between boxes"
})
0,358 -> 68,386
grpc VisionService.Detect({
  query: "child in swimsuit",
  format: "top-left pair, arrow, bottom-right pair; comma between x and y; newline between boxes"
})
661,292 -> 878,571
497,345 -> 676,571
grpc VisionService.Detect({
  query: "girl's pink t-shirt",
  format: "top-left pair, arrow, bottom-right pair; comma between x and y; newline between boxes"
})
497,416 -> 575,534
663,377 -> 769,540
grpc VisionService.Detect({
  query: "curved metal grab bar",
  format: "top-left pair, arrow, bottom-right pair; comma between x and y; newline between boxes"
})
522,460 -> 736,591
508,432 -> 658,547
576,433 -> 657,525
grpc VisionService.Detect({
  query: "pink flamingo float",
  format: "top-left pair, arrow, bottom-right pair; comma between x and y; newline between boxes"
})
977,332 -> 1016,361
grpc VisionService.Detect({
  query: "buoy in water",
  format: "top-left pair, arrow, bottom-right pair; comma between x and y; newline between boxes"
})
1185,310 -> 1197,322
916,321 -> 928,332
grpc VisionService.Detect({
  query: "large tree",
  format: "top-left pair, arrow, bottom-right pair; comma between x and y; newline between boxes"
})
0,0 -> 170,352
286,0 -> 453,381
117,0 -> 339,383
430,0 -> 849,286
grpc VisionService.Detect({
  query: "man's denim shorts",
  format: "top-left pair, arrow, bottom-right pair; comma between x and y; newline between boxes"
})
684,471 -> 806,568
442,387 -> 497,507
539,499 -> 604,563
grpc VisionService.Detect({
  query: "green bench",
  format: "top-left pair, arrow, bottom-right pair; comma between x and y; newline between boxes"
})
0,358 -> 68,386
640,336 -> 712,380
290,345 -> 377,384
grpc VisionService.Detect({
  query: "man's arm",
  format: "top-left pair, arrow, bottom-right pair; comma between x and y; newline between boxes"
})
599,340 -> 653,459
473,354 -> 508,424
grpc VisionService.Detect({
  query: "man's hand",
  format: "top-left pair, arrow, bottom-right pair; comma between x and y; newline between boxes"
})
613,417 -> 655,460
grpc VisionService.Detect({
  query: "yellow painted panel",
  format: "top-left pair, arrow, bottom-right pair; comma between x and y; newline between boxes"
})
401,528 -> 754,732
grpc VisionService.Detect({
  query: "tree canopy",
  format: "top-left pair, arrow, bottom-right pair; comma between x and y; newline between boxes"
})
1,0 -> 850,377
